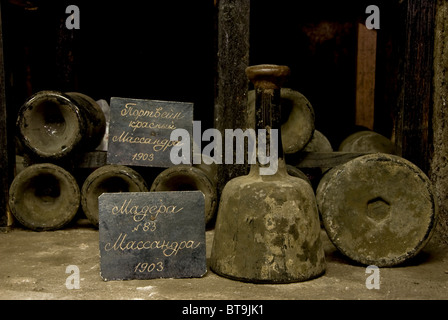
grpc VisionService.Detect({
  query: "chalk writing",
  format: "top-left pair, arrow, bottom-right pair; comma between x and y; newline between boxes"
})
104,232 -> 201,257
107,97 -> 193,167
132,221 -> 157,232
99,191 -> 206,280
135,262 -> 164,273
132,153 -> 154,162
111,132 -> 179,149
129,120 -> 177,132
121,104 -> 185,121
111,198 -> 183,222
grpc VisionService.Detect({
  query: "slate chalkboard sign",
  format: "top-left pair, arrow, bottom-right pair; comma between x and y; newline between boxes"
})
99,191 -> 206,281
107,97 -> 193,167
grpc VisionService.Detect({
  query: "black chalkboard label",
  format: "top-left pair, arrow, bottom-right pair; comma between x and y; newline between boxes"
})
99,191 -> 206,281
107,97 -> 193,167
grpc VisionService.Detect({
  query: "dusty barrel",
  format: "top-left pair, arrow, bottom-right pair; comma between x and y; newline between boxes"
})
303,130 -> 333,153
9,163 -> 80,231
338,130 -> 396,154
150,162 -> 218,225
211,64 -> 326,283
16,91 -> 106,161
316,153 -> 438,267
81,165 -> 149,227
301,129 -> 334,186
248,88 -> 315,154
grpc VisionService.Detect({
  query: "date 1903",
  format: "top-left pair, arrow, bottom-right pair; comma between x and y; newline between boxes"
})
134,261 -> 164,273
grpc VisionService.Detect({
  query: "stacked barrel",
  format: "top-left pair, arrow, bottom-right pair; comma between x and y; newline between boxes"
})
10,87 -> 439,268
10,91 -> 105,230
10,91 -> 218,231
10,91 -> 150,230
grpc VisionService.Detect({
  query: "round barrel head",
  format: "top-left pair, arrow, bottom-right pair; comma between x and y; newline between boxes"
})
316,153 -> 438,267
150,165 -> 217,225
9,163 -> 80,231
81,165 -> 149,227
17,91 -> 83,159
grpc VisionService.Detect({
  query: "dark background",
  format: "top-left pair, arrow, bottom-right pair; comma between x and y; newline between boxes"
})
1,0 -> 396,149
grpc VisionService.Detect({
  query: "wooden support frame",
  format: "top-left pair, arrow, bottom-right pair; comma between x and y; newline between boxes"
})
214,0 -> 250,194
394,0 -> 436,174
355,22 -> 377,130
0,2 -> 11,229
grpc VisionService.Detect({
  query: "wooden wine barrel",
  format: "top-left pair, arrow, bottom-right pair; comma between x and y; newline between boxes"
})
81,165 -> 149,227
9,163 -> 80,231
339,130 -> 396,154
150,164 -> 217,225
16,91 -> 106,161
303,130 -> 333,153
316,153 -> 438,267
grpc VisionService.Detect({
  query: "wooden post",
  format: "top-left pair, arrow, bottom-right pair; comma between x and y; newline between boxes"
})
0,2 -> 12,228
395,0 -> 436,174
355,22 -> 377,130
214,0 -> 250,194
430,0 -> 448,244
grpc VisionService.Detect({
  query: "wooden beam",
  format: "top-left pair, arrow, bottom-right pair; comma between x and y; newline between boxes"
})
214,0 -> 250,194
0,2 -> 12,228
355,22 -> 377,130
430,0 -> 448,244
395,0 -> 436,174
286,152 -> 369,169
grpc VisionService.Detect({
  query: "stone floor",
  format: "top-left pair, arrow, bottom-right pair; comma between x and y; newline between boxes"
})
0,218 -> 447,300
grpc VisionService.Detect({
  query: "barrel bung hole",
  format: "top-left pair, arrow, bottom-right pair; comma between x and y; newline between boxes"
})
23,96 -> 81,156
26,174 -> 62,205
35,100 -> 67,137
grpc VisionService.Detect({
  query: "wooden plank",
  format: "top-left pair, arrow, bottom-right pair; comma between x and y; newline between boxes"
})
430,0 -> 448,244
355,22 -> 377,130
77,151 -> 107,168
395,0 -> 436,174
0,2 -> 11,228
214,0 -> 250,194
286,152 -> 369,169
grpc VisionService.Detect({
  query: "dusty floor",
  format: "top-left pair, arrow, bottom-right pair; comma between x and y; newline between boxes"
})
0,218 -> 447,300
